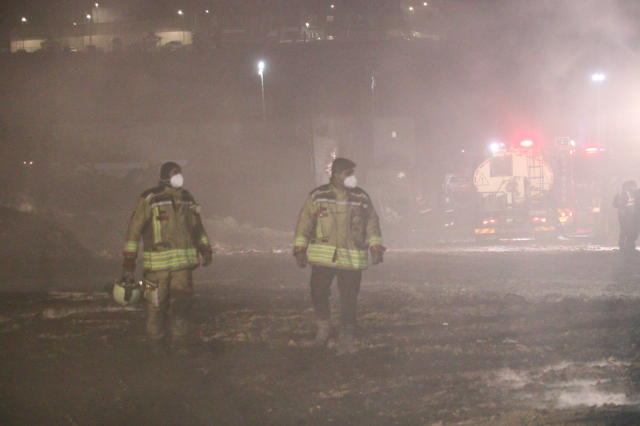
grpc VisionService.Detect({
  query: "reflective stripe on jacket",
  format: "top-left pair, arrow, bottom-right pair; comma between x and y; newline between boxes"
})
123,185 -> 210,272
294,183 -> 383,270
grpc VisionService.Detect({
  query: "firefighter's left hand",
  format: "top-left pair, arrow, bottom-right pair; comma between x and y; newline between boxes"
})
370,245 -> 387,265
201,246 -> 213,267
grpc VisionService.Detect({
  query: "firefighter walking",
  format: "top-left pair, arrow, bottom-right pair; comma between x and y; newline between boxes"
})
613,179 -> 640,252
294,158 -> 386,355
122,162 -> 213,353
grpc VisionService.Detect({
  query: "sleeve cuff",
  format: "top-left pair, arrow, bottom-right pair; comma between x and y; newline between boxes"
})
294,236 -> 309,247
123,251 -> 137,259
367,237 -> 383,246
124,241 -> 139,254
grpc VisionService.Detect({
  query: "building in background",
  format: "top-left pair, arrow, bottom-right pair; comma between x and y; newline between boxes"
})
7,0 -> 415,52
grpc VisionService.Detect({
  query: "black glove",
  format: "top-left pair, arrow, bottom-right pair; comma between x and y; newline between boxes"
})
370,245 -> 387,266
201,246 -> 213,267
123,257 -> 136,272
121,268 -> 135,283
294,247 -> 308,269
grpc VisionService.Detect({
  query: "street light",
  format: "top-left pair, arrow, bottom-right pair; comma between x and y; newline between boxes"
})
20,17 -> 26,51
258,61 -> 266,122
178,10 -> 185,44
86,14 -> 92,46
591,73 -> 606,145
95,3 -> 99,23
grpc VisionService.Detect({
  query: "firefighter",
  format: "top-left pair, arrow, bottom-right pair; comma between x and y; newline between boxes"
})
122,162 -> 213,353
293,158 -> 386,355
613,180 -> 639,252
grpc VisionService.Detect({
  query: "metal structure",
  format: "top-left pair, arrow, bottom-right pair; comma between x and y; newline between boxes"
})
473,143 -> 556,241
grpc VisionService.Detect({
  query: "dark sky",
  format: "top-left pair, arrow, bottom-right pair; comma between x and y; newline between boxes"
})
3,0 -> 640,150
428,0 -> 640,149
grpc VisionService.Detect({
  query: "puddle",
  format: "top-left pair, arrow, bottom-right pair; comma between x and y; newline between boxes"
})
491,359 -> 634,408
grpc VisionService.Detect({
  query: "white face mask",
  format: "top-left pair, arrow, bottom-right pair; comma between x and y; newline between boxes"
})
170,173 -> 184,189
344,175 -> 357,189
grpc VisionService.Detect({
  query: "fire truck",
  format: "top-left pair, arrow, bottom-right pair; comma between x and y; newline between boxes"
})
473,140 -> 557,241
551,139 -> 606,236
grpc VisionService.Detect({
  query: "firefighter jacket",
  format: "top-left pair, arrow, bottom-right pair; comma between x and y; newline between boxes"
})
123,185 -> 211,272
294,183 -> 383,270
614,190 -> 638,217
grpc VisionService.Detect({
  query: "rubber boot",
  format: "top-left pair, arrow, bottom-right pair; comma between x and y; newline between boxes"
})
337,324 -> 358,355
313,320 -> 330,347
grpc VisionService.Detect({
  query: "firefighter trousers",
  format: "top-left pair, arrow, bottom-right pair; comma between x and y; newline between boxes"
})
143,268 -> 193,339
310,265 -> 362,326
618,213 -> 640,252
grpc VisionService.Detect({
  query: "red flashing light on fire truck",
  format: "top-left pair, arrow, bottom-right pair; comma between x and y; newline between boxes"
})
520,140 -> 533,148
584,147 -> 606,155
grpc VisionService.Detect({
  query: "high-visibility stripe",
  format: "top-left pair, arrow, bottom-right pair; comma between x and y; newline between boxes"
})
124,241 -> 139,253
307,244 -> 369,270
475,229 -> 495,234
294,236 -> 309,247
152,207 -> 162,245
307,245 -> 336,263
200,235 -> 210,246
336,248 -> 369,269
535,226 -> 555,232
367,236 -> 383,246
142,248 -> 199,271
314,199 -> 363,207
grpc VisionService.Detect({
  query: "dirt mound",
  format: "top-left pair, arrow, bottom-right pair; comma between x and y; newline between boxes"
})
0,206 -> 107,290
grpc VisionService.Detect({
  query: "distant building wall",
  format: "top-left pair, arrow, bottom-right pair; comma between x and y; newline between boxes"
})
10,21 -> 193,53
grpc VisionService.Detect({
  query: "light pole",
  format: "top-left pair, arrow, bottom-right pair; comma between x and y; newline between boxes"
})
591,73 -> 606,146
178,10 -> 185,44
95,3 -> 99,23
258,61 -> 266,122
86,14 -> 92,46
21,17 -> 27,51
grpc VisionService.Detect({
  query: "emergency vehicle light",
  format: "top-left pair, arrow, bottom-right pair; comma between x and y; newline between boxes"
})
520,140 -> 533,147
532,217 -> 547,223
585,147 -> 603,154
483,219 -> 497,225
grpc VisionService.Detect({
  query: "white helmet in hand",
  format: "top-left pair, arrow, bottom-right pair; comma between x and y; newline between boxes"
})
112,277 -> 142,306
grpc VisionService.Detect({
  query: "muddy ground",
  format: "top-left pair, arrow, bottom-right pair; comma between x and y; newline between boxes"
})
3,244 -> 640,425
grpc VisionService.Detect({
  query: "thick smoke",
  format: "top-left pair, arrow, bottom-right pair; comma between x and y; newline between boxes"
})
437,0 -> 640,145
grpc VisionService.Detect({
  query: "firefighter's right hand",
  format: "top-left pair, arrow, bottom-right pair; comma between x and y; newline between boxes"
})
122,257 -> 136,273
294,248 -> 308,269
121,268 -> 135,283
200,246 -> 213,267
370,245 -> 387,266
